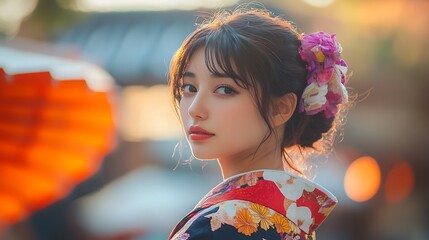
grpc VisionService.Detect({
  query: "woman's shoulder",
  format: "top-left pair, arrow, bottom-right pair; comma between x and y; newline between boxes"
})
171,200 -> 315,240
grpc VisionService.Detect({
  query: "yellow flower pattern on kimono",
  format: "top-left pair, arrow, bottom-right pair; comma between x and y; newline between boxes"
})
233,208 -> 258,236
204,201 -> 302,237
250,203 -> 273,230
270,212 -> 292,233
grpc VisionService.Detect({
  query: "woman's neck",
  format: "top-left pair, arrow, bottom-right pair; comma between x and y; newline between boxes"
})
217,137 -> 285,179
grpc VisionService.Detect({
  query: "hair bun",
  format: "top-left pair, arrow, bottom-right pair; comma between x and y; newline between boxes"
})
299,113 -> 334,147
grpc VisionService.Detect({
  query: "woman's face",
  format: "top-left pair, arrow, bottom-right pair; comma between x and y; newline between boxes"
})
179,48 -> 269,161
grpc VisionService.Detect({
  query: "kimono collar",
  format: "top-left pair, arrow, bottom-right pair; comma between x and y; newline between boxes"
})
196,169 -> 338,234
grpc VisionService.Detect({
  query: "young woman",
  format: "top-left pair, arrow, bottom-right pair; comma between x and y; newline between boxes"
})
168,8 -> 349,240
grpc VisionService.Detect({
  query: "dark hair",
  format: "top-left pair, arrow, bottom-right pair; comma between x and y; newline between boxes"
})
169,9 -> 346,173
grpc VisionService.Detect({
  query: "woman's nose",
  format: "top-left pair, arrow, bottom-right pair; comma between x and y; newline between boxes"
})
188,92 -> 208,120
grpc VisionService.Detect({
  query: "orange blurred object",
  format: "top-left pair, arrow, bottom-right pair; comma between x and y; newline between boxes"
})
344,156 -> 381,202
0,46 -> 116,228
385,162 -> 414,204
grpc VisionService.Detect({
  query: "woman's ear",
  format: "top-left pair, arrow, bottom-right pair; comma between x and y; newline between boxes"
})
271,93 -> 297,127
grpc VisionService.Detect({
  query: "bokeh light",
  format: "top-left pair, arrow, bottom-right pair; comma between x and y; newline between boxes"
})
119,85 -> 182,141
344,156 -> 381,202
302,0 -> 335,8
384,162 -> 414,204
0,0 -> 37,35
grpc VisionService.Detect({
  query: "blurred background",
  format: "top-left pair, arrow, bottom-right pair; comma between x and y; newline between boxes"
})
0,0 -> 428,239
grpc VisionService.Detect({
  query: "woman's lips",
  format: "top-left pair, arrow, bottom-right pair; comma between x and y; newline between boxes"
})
189,126 -> 214,141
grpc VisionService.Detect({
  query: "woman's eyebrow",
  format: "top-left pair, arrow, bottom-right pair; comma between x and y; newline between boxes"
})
183,71 -> 195,77
211,72 -> 230,78
184,71 -> 231,79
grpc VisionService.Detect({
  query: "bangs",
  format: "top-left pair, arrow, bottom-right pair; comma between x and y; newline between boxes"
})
177,26 -> 256,90
203,32 -> 250,89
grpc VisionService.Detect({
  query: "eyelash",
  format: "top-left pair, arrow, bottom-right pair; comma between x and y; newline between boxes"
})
215,85 -> 237,95
180,84 -> 237,95
181,84 -> 197,94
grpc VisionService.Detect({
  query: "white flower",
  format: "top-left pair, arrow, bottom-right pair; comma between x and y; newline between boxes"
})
264,173 -> 315,201
328,64 -> 348,102
301,81 -> 328,115
286,203 -> 314,233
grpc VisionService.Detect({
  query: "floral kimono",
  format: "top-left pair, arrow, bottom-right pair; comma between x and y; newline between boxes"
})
169,169 -> 337,240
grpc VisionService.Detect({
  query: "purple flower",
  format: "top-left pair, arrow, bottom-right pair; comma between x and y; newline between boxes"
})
176,233 -> 190,240
283,233 -> 302,240
301,32 -> 340,57
315,67 -> 334,85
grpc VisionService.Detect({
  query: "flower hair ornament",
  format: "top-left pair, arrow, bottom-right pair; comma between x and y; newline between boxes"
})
298,31 -> 348,119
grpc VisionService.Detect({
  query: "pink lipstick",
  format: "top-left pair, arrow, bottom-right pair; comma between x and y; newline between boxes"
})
189,126 -> 215,141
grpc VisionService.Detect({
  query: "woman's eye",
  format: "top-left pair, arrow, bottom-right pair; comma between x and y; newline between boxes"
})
181,84 -> 197,93
215,85 -> 236,95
